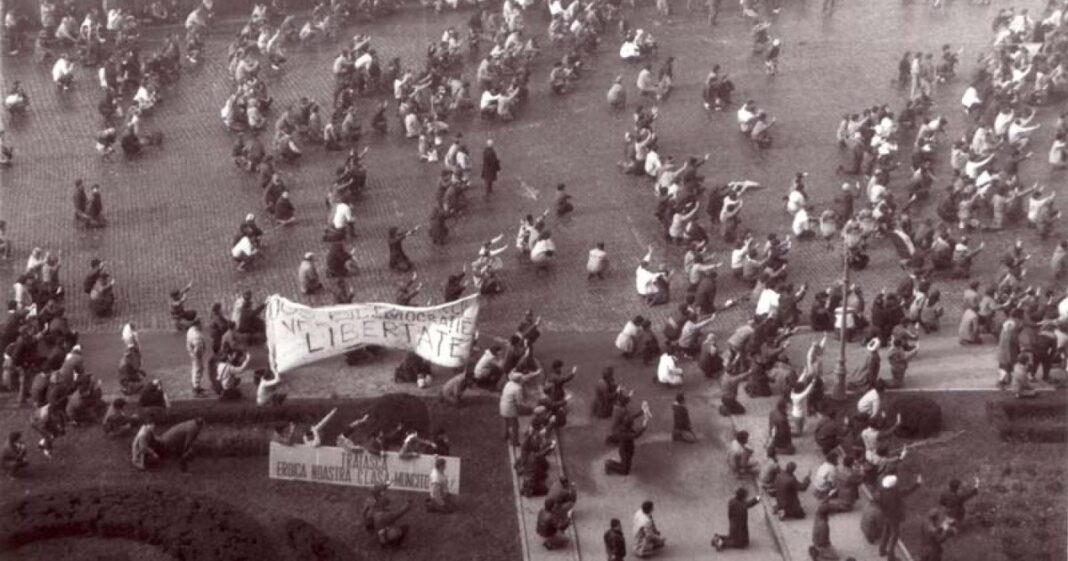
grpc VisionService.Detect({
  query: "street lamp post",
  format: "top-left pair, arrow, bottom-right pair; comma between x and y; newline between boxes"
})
831,242 -> 850,401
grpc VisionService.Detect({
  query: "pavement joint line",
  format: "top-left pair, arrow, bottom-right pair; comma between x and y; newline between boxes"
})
508,443 -> 536,561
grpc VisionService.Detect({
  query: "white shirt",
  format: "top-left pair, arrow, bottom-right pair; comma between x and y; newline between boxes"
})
121,323 -> 140,348
813,461 -> 837,495
531,238 -> 556,263
644,150 -> 662,177
792,207 -> 811,236
231,236 -> 255,258
755,287 -> 780,317
730,247 -> 747,270
657,353 -> 683,385
620,41 -> 640,59
786,190 -> 806,214
354,52 -> 373,70
856,388 -> 881,418
961,86 -> 980,109
587,248 -> 608,273
635,265 -> 661,295
480,90 -> 499,110
331,203 -> 354,229
737,106 -> 756,131
52,58 -> 73,82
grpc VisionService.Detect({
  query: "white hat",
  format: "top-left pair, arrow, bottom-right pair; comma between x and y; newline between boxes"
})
881,475 -> 898,489
245,213 -> 255,222
866,338 -> 881,352
304,252 -> 315,260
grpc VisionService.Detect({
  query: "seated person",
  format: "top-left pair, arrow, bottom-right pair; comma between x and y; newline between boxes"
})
102,398 -> 138,436
1,432 -> 28,477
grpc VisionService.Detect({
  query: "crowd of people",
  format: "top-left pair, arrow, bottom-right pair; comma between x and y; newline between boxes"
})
3,0 -> 1068,559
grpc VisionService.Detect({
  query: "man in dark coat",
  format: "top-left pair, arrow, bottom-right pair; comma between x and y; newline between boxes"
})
604,518 -> 626,560
481,139 -> 501,196
711,487 -> 761,550
876,473 -> 923,560
773,461 -> 811,519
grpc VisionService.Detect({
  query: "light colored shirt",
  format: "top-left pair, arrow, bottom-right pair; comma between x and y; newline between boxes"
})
657,353 -> 684,385
331,203 -> 354,230
231,236 -> 255,258
856,388 -> 881,418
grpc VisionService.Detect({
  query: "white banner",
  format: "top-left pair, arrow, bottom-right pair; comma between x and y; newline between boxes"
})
268,441 -> 461,493
265,294 -> 480,373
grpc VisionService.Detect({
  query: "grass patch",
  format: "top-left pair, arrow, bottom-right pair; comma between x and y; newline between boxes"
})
0,396 -> 518,561
895,392 -> 1067,561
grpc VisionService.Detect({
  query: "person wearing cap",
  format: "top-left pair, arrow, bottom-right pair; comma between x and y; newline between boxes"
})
298,252 -> 323,295
231,233 -> 258,272
875,473 -> 923,560
500,365 -> 538,447
388,226 -> 419,272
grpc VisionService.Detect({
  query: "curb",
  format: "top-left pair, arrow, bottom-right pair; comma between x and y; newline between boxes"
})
507,423 -> 581,561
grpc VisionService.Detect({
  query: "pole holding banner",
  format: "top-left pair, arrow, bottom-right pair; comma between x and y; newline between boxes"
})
265,294 -> 480,374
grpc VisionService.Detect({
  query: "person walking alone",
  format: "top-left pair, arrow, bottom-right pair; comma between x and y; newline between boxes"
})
482,139 -> 501,197
186,319 -> 208,396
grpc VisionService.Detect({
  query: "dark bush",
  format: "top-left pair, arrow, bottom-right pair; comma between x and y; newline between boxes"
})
987,399 -> 1068,443
0,488 -> 277,561
282,517 -> 366,561
888,395 -> 943,438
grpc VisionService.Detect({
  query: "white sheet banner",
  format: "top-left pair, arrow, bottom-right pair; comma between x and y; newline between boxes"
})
268,441 -> 461,493
265,294 -> 480,373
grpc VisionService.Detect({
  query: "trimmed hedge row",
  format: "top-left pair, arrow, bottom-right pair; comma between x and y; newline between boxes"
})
0,488 -> 276,561
987,399 -> 1068,443
0,488 -> 363,561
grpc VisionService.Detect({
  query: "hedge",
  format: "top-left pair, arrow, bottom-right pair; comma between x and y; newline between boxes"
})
987,398 -> 1068,443
887,395 -> 943,439
0,488 -> 277,561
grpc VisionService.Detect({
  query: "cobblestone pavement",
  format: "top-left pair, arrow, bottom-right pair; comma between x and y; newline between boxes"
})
1,0 -> 1062,339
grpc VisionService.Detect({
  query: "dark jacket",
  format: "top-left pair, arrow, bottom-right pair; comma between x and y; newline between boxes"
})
727,496 -> 760,546
604,527 -> 626,559
481,147 -> 501,181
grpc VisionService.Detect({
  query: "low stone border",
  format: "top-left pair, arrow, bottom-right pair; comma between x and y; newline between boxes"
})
986,399 -> 1068,443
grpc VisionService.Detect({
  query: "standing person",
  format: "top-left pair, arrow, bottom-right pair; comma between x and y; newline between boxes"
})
711,487 -> 761,550
605,404 -> 650,475
809,502 -> 837,560
481,139 -> 501,196
671,392 -> 697,442
30,402 -> 64,458
632,500 -> 667,558
591,367 -> 619,419
500,370 -> 534,447
768,398 -> 795,454
876,474 -> 923,561
604,518 -> 627,561
425,457 -> 454,513
388,225 -> 418,272
298,253 -> 324,295
186,319 -> 207,396
587,242 -> 609,280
